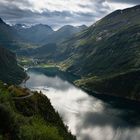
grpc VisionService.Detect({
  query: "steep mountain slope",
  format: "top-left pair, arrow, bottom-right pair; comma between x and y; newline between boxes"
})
0,18 -> 19,50
29,5 -> 140,66
0,46 -> 26,84
14,24 -> 54,44
62,24 -> 140,76
57,5 -> 140,100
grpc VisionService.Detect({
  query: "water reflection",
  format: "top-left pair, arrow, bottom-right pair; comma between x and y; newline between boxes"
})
26,71 -> 72,90
25,69 -> 140,140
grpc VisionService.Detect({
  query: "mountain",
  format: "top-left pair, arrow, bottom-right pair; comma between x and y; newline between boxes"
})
59,5 -> 140,100
13,24 -> 30,30
0,46 -> 26,84
13,24 -> 54,44
61,5 -> 140,74
0,18 -> 87,51
0,18 -> 20,50
15,24 -> 87,56
42,25 -> 87,44
23,5 -> 140,100
77,25 -> 87,30
0,18 -> 5,24
14,24 -> 87,45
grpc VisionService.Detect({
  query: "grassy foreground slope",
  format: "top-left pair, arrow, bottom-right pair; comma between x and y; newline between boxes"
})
0,83 -> 76,140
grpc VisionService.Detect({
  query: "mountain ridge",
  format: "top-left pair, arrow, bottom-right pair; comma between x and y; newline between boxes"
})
13,23 -> 87,45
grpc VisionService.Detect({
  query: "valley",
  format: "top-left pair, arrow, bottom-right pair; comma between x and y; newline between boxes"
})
0,3 -> 140,140
24,67 -> 140,140
16,5 -> 140,101
0,39 -> 76,140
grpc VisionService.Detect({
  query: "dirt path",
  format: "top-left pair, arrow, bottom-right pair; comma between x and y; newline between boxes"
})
12,90 -> 34,100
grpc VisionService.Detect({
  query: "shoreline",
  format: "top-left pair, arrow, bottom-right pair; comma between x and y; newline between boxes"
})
77,84 -> 140,103
24,66 -> 140,103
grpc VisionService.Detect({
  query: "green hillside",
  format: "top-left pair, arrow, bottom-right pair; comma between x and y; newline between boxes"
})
59,5 -> 140,100
0,83 -> 76,140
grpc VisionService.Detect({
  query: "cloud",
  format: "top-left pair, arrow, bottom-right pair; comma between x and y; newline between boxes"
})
0,0 -> 139,29
107,0 -> 140,4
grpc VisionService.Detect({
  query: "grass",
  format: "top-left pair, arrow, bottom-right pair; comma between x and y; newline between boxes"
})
40,63 -> 58,68
19,117 -> 64,140
8,85 -> 30,97
18,57 -> 34,66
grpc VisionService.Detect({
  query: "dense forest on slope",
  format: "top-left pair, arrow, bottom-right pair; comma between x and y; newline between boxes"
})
0,83 -> 76,140
0,46 -> 26,85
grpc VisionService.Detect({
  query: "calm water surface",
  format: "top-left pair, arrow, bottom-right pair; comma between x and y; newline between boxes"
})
25,68 -> 140,140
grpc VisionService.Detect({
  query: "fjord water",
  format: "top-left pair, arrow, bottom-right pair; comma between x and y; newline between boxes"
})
25,68 -> 140,140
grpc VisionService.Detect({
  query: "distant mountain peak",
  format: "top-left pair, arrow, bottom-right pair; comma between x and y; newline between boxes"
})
77,25 -> 87,30
57,25 -> 82,33
36,24 -> 51,27
58,25 -> 87,32
14,24 -> 30,30
32,24 -> 53,31
77,25 -> 87,28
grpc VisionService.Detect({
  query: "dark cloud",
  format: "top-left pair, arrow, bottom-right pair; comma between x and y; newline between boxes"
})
3,0 -> 31,6
108,0 -> 140,4
0,0 -> 139,29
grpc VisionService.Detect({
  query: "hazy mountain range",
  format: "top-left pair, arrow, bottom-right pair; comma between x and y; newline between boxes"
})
13,23 -> 87,45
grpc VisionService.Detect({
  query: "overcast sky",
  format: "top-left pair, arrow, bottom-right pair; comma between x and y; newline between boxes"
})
0,0 -> 139,29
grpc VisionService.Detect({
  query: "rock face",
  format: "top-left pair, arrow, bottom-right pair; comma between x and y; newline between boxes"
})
0,46 -> 26,84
